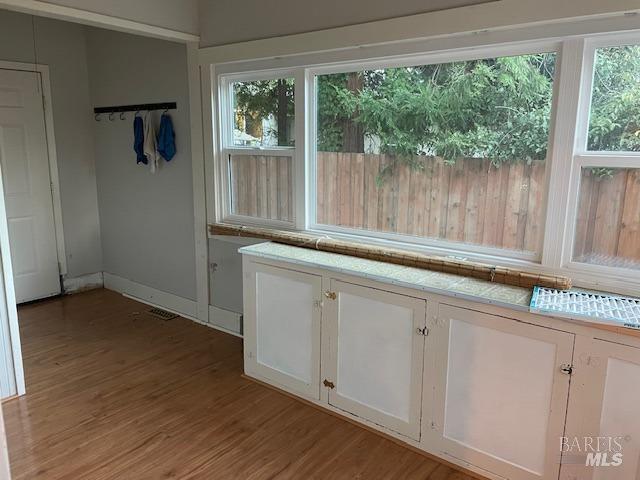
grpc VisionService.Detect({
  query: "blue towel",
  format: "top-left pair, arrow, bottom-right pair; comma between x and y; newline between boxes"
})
157,114 -> 176,161
133,116 -> 147,164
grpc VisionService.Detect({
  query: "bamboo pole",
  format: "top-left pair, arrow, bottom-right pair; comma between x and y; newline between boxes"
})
210,223 -> 572,290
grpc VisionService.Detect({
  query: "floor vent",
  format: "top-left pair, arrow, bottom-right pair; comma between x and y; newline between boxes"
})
147,307 -> 178,321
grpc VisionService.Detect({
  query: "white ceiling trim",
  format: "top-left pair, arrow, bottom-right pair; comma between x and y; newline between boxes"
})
0,0 -> 199,43
198,0 -> 640,64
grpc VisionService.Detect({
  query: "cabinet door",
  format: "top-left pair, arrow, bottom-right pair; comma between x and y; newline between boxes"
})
243,262 -> 322,400
561,337 -> 640,480
427,305 -> 574,480
323,279 -> 427,440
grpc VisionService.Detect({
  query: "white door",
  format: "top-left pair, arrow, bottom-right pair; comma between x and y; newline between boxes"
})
323,279 -> 426,441
561,337 -> 640,480
0,69 -> 60,303
427,305 -> 574,480
243,261 -> 322,400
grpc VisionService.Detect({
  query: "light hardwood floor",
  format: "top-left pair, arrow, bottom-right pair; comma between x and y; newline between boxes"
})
3,289 -> 475,479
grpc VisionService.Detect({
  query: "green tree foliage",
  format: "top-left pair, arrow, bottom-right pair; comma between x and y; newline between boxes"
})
233,48 -> 640,165
234,78 -> 294,146
318,54 -> 556,167
588,45 -> 640,151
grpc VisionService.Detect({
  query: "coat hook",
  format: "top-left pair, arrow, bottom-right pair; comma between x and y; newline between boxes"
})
95,113 -> 101,122
120,112 -> 126,121
108,112 -> 115,122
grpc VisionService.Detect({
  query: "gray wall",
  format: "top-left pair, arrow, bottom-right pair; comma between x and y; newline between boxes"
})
86,28 -> 196,300
0,10 -> 103,278
198,0 -> 492,46
209,237 -> 264,314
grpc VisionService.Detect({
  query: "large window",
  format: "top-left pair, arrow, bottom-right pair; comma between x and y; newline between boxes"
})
214,34 -> 640,293
314,53 -> 556,256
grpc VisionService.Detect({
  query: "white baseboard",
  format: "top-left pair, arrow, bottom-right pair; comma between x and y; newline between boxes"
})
102,273 -> 244,338
209,305 -> 243,336
103,272 -> 198,319
63,272 -> 104,294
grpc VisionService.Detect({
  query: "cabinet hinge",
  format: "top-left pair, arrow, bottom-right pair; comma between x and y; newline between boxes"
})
416,326 -> 429,336
324,291 -> 336,300
560,364 -> 574,375
323,379 -> 335,389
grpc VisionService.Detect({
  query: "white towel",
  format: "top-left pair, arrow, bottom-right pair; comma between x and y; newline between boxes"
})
143,113 -> 159,173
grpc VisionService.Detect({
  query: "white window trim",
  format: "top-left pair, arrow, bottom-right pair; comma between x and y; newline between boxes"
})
217,70 -> 301,228
207,28 -> 640,297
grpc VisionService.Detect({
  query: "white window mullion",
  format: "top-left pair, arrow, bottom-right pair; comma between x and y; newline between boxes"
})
217,74 -> 233,221
214,73 -> 231,223
219,148 -> 232,221
541,38 -> 588,269
573,41 -> 596,155
294,68 -> 307,230
305,69 -> 318,232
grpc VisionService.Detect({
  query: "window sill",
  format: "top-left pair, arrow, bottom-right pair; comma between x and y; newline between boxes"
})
210,220 -> 640,297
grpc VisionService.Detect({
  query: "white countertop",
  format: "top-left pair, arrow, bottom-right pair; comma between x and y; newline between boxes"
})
239,242 -> 532,311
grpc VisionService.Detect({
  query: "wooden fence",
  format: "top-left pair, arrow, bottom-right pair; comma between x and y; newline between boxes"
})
230,154 -> 293,222
574,168 -> 640,268
230,152 -> 640,265
317,153 -> 546,253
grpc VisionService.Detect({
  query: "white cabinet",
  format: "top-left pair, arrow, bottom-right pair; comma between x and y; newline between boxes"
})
561,338 -> 640,480
243,261 -> 322,399
322,280 -> 427,440
241,253 -> 640,480
426,305 -> 574,480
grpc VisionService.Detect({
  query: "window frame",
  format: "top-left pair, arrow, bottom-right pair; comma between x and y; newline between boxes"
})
211,32 -> 640,295
217,69 -> 303,229
556,33 -> 640,286
306,42 -> 561,263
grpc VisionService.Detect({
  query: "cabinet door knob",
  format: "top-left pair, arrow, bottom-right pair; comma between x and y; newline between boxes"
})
323,379 -> 335,389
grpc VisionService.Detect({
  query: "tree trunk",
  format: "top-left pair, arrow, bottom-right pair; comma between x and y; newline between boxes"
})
342,72 -> 365,153
276,79 -> 290,146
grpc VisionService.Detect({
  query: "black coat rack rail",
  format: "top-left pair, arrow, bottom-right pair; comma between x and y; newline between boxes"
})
94,102 -> 176,121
